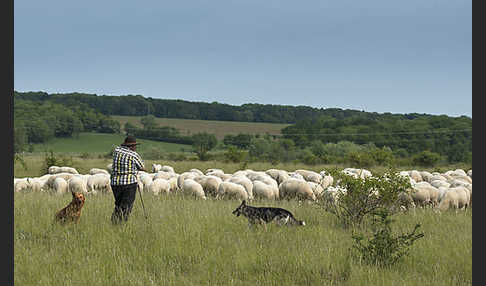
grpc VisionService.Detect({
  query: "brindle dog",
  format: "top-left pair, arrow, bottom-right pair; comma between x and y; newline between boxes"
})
232,200 -> 305,229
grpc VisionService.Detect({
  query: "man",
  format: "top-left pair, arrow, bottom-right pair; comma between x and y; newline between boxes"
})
110,135 -> 145,224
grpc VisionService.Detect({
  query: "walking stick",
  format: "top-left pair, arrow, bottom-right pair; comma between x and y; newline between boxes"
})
137,183 -> 148,220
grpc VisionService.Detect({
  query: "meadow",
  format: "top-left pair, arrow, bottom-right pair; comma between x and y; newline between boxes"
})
112,115 -> 291,140
14,191 -> 472,286
14,133 -> 473,285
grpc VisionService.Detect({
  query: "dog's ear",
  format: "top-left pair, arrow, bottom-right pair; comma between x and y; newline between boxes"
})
242,200 -> 246,205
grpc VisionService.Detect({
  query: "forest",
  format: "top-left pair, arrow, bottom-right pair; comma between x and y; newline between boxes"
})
13,91 -> 472,165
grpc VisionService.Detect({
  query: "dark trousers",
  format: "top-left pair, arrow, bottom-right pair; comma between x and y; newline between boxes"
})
111,183 -> 137,224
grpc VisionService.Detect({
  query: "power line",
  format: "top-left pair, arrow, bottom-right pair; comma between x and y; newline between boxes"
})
271,129 -> 472,136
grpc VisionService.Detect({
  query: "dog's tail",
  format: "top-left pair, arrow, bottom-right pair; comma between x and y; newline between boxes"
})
289,215 -> 305,226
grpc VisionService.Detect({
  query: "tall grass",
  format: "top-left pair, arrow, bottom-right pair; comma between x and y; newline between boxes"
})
15,191 -> 471,286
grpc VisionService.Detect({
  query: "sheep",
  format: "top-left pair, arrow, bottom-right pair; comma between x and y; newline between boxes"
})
430,180 -> 451,189
320,175 -> 334,189
438,189 -> 459,211
217,181 -> 248,200
411,182 -> 439,207
148,178 -> 171,195
161,165 -> 175,173
409,170 -> 423,182
182,178 -> 206,200
419,171 -> 433,183
14,178 -> 31,193
67,176 -> 88,194
87,173 -> 112,193
48,165 -> 62,174
321,186 -> 348,205
252,180 -> 279,200
308,181 -> 324,198
342,168 -> 372,179
467,169 -> 472,178
265,169 -> 290,185
152,163 -> 162,173
295,169 -> 322,184
52,177 -> 68,195
409,186 -> 430,208
60,166 -> 79,175
153,171 -> 176,181
45,173 -> 76,190
193,175 -> 222,198
206,168 -> 224,175
189,168 -> 204,176
138,172 -> 154,191
177,171 -> 199,190
278,178 -> 316,201
226,175 -> 254,199
396,191 -> 415,211
168,176 -> 179,192
89,168 -> 110,175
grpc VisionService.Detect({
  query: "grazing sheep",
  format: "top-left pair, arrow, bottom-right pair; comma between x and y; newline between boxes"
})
308,182 -> 324,198
67,176 -> 88,194
45,173 -> 76,190
467,169 -> 472,178
294,169 -> 322,184
152,163 -> 162,173
53,177 -> 68,195
419,171 -> 433,183
409,170 -> 423,182
177,172 -> 198,190
161,165 -> 175,173
226,175 -> 254,199
14,178 -> 31,193
138,172 -> 154,191
189,168 -> 204,176
89,168 -> 110,175
430,180 -> 451,189
396,191 -> 415,211
153,171 -> 176,181
60,166 -> 79,175
87,173 -> 112,193
438,189 -> 459,211
265,169 -> 290,185
217,181 -> 249,200
148,178 -> 171,195
182,178 -> 206,200
320,175 -> 334,189
278,178 -> 316,201
409,186 -> 430,208
193,175 -> 222,198
252,180 -> 279,200
411,182 -> 439,207
48,166 -> 62,174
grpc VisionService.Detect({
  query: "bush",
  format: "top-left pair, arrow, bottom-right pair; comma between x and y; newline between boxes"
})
41,150 -> 75,174
351,210 -> 424,267
412,150 -> 442,167
318,168 -> 411,228
223,146 -> 247,163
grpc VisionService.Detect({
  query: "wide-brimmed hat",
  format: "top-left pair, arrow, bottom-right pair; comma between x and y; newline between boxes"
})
121,136 -> 140,146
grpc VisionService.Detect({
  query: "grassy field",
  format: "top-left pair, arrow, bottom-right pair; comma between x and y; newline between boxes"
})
14,191 -> 472,286
112,115 -> 291,140
30,132 -> 190,155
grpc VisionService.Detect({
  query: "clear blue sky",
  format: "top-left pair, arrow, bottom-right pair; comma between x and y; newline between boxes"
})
14,0 -> 472,117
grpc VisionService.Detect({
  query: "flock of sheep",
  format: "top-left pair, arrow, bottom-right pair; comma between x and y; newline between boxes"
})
14,163 -> 472,212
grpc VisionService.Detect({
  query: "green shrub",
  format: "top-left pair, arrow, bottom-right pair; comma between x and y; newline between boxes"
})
318,168 -> 411,228
351,210 -> 424,267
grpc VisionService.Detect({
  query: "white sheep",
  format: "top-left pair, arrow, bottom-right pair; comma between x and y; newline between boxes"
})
419,171 -> 433,183
320,175 -> 334,189
48,165 -> 62,174
161,165 -> 175,173
14,178 -> 31,193
308,181 -> 324,198
408,170 -> 423,182
182,178 -> 206,200
53,177 -> 68,195
193,175 -> 222,198
67,176 -> 88,194
89,168 -> 110,175
295,169 -> 322,184
226,175 -> 254,199
252,180 -> 279,200
278,178 -> 316,201
152,163 -> 162,173
60,166 -> 79,175
106,163 -> 113,174
430,180 -> 451,189
177,171 -> 198,190
87,173 -> 112,193
217,181 -> 248,200
45,173 -> 76,190
148,178 -> 171,195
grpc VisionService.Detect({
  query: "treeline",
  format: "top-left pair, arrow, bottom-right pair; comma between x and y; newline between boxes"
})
280,114 -> 472,163
14,98 -> 120,153
14,91 -> 370,123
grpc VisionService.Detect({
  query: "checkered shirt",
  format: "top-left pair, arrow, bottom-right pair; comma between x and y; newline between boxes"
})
110,146 -> 145,186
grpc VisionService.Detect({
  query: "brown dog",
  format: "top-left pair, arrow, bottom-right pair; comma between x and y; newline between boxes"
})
54,192 -> 85,224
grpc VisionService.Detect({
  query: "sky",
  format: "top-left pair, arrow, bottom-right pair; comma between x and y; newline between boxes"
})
14,0 -> 472,118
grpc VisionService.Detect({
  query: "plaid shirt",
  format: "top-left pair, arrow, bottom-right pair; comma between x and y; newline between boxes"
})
110,146 -> 145,186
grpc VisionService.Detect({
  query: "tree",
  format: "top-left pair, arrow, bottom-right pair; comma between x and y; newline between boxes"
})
140,115 -> 158,130
192,132 -> 218,160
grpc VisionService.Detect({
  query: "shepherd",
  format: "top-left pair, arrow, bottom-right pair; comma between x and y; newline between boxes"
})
110,135 -> 146,224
